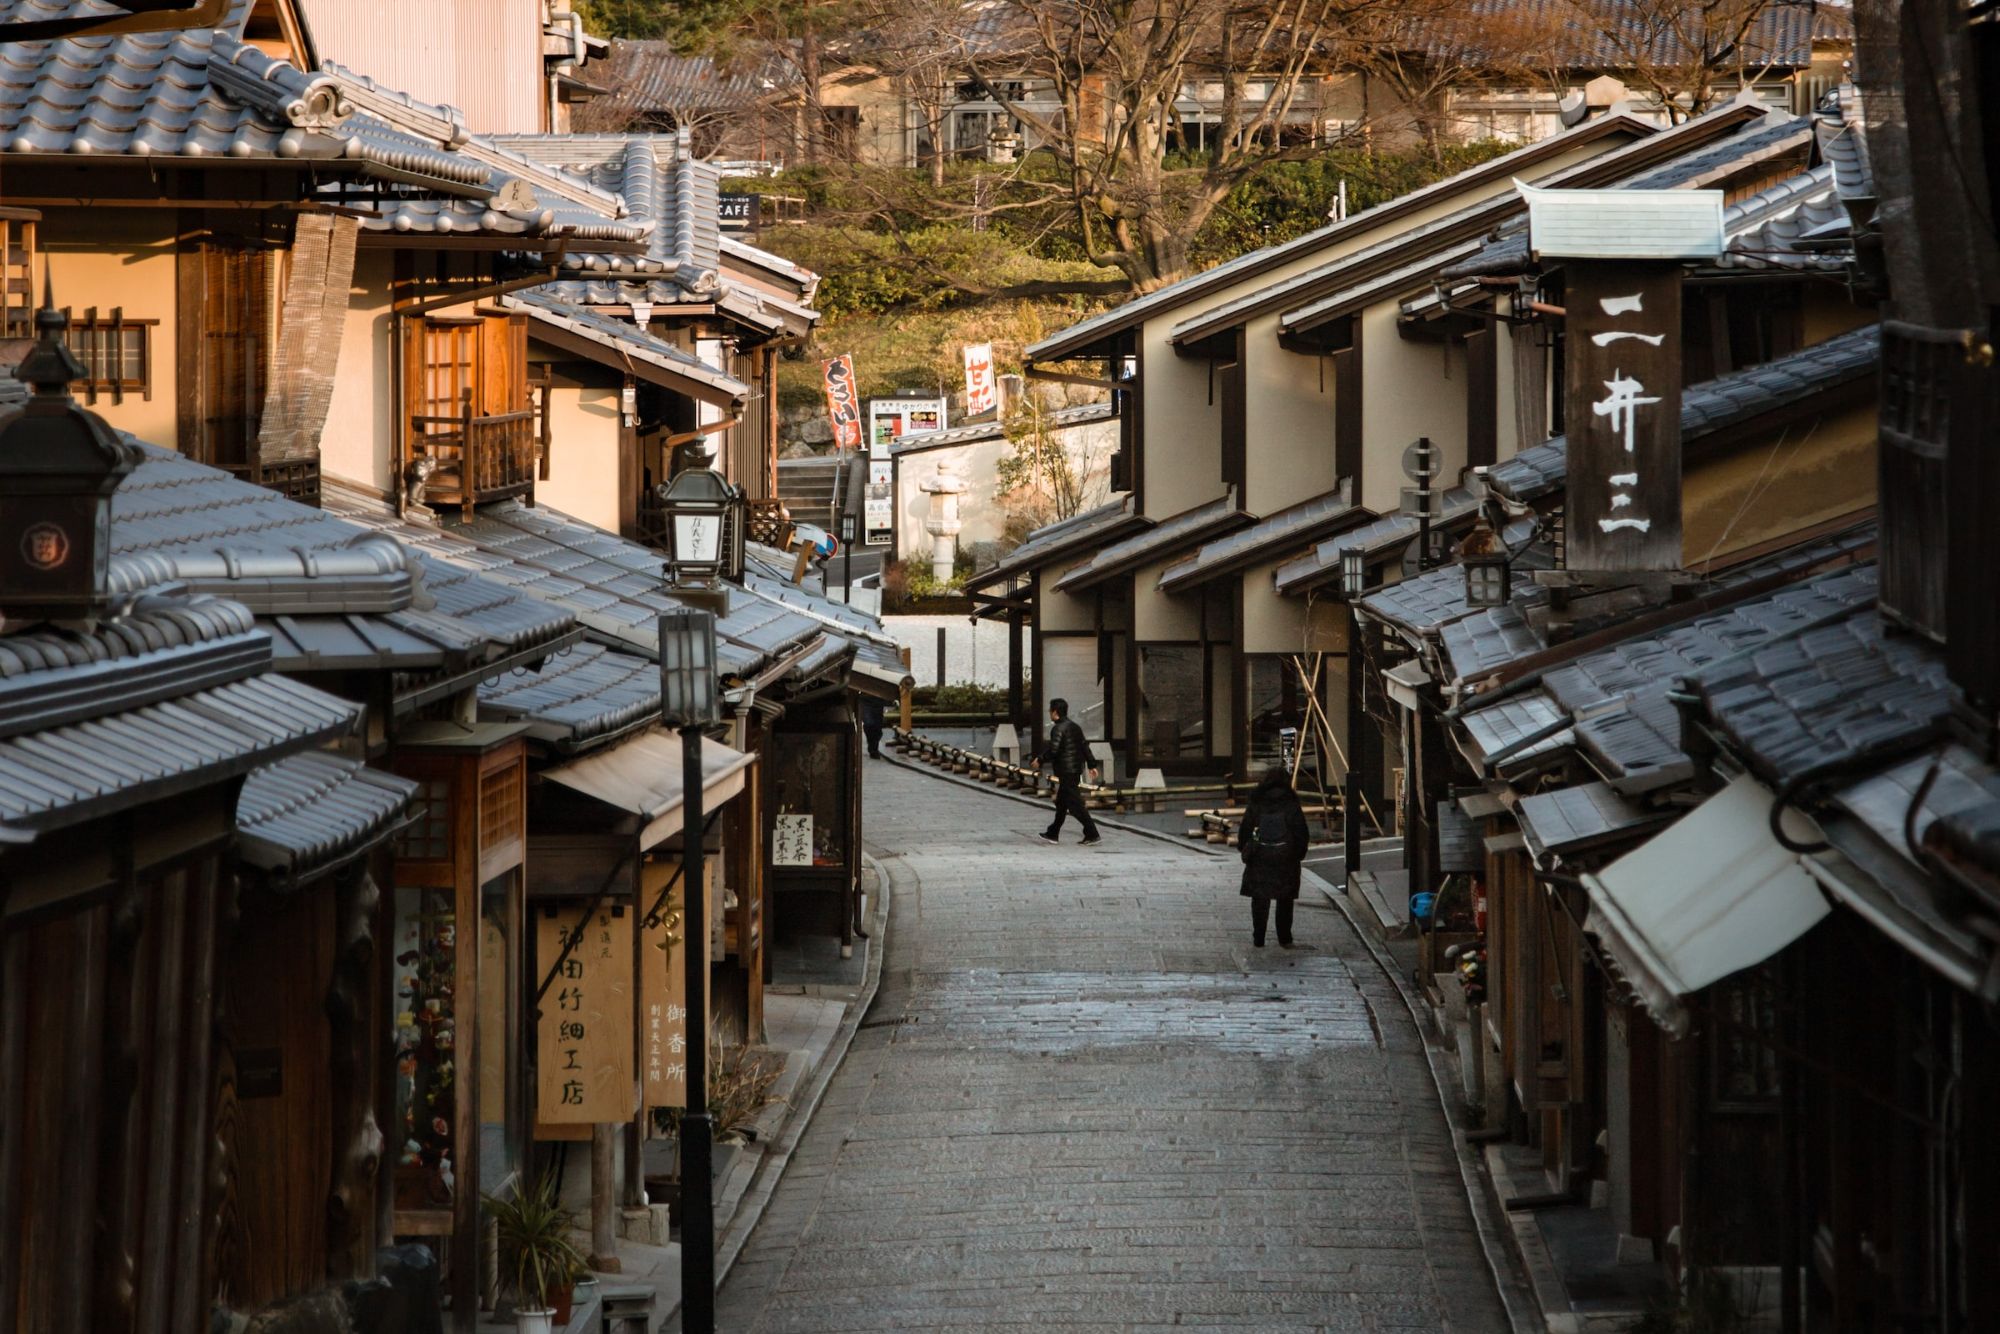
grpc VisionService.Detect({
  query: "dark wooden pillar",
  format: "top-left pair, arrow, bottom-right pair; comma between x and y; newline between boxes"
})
327,866 -> 384,1280
1008,611 -> 1024,724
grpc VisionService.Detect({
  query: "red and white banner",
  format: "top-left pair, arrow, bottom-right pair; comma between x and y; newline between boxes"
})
821,354 -> 863,450
962,342 -> 997,417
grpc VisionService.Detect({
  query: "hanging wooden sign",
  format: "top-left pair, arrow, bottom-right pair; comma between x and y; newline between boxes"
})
536,905 -> 635,1126
1562,262 -> 1684,574
639,855 -> 715,1111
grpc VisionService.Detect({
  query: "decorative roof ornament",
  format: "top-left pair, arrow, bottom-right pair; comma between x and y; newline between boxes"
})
0,271 -> 142,625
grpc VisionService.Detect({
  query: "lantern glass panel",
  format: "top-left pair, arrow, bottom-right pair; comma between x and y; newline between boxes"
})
1464,556 -> 1510,609
1338,548 -> 1365,599
659,609 -> 720,727
673,512 -> 723,569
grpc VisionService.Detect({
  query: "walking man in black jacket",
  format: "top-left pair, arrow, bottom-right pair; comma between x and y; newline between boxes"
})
1033,698 -> 1102,845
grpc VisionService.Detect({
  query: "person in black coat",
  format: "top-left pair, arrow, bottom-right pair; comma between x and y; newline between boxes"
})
860,694 -> 886,758
1238,767 -> 1310,947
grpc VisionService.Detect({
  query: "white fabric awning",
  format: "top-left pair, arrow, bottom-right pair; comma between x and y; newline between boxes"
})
1583,772 -> 1830,1036
544,728 -> 755,850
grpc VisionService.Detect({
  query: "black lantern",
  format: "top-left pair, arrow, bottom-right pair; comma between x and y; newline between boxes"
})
0,293 -> 140,622
1464,550 -> 1511,608
656,466 -> 741,584
1338,547 -> 1366,600
659,608 -> 721,728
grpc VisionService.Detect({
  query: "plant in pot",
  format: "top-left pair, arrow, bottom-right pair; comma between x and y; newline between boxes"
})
485,1175 -> 588,1333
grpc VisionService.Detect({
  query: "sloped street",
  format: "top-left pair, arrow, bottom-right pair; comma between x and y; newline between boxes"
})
716,761 -> 1520,1331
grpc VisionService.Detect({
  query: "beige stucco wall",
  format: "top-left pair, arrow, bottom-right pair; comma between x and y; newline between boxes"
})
1133,564 -> 1201,641
535,382 -> 624,532
1243,310 -> 1339,512
1132,129 -> 1638,522
1242,557 -> 1312,655
819,76 -> 912,167
1358,304 -> 1469,513
322,249 -> 396,494
44,210 -> 180,448
1683,401 -> 1877,564
1034,566 -> 1099,633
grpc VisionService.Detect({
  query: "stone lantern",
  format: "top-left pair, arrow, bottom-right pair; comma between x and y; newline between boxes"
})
0,293 -> 140,623
918,455 -> 967,583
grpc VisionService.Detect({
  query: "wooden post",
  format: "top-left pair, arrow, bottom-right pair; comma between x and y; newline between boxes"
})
1007,612 -> 1024,724
590,1124 -> 619,1270
935,626 -> 946,690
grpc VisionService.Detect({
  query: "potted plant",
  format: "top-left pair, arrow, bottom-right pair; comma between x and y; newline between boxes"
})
485,1175 -> 587,1333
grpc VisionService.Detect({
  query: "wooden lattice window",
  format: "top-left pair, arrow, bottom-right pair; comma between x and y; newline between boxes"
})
478,764 -> 522,857
64,308 -> 154,403
0,209 -> 35,339
1709,967 -> 1782,1110
395,778 -> 454,862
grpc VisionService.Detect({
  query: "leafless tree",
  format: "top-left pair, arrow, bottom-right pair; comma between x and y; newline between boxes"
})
1349,0 -> 1568,156
973,0 -> 1373,292
1558,0 -> 1808,123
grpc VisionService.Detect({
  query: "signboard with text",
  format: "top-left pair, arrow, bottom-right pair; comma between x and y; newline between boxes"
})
772,814 -> 814,867
718,193 -> 756,231
962,343 -> 997,418
1562,263 -> 1684,574
536,905 -> 635,1127
638,857 -> 715,1111
822,355 -> 863,450
866,396 -> 947,458
865,459 -> 894,547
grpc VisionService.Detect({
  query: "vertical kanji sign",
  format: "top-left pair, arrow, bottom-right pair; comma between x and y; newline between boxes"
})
640,856 -> 714,1111
1563,263 -> 1683,573
963,342 -> 997,417
822,354 -> 863,450
536,905 -> 635,1125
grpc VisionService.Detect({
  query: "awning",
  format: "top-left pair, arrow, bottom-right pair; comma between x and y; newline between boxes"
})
1582,773 -> 1830,1036
543,728 -> 755,849
1383,659 -> 1432,711
236,751 -> 420,888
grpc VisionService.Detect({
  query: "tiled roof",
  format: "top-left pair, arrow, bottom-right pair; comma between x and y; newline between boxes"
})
235,750 -> 418,885
1718,164 -> 1850,270
0,12 -> 487,188
1516,780 -> 1671,863
575,43 -> 771,124
1485,324 -> 1880,503
478,642 -> 663,751
891,402 -> 1114,455
504,290 -> 750,401
1052,494 -> 1250,593
1273,487 -> 1484,595
0,664 -> 358,841
1456,691 -> 1573,774
964,496 -> 1147,592
1024,109 -> 1663,363
1158,488 -> 1361,593
1685,595 -> 1950,788
113,444 -> 578,676
1357,561 -> 1550,639
494,132 -> 722,303
1438,0 -> 1815,70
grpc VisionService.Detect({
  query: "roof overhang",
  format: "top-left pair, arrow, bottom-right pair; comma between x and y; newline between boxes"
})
543,727 -> 756,850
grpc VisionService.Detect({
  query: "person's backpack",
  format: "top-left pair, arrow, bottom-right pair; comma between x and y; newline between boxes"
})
1248,804 -> 1293,861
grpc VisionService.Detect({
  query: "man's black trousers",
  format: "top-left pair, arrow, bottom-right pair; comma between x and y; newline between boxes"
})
1047,774 -> 1099,839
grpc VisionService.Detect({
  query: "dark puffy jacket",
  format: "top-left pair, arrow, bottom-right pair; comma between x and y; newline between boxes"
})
1238,773 -> 1310,901
1044,718 -> 1096,777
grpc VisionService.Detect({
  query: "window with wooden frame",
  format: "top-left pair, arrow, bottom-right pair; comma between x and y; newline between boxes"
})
0,209 -> 36,340
64,308 -> 155,403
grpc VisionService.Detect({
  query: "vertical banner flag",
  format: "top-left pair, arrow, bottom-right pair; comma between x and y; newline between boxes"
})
822,354 -> 863,450
963,343 -> 997,417
536,905 -> 635,1126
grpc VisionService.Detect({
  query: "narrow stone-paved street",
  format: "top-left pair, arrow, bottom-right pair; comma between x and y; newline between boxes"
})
717,761 -> 1519,1331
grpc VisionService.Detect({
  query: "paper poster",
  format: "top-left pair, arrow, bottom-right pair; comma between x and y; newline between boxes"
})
866,459 -> 894,546
536,905 -> 635,1126
822,354 -> 863,450
963,342 -> 997,416
772,813 -> 814,867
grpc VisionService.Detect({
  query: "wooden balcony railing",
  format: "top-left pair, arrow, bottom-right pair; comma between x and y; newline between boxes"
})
410,400 -> 539,520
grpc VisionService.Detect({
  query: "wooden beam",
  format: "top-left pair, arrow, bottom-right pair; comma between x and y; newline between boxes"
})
1024,365 -> 1119,390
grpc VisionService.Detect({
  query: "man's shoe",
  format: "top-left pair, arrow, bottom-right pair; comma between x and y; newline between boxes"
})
1080,834 -> 1102,845
1037,831 -> 1060,845
1252,938 -> 1266,948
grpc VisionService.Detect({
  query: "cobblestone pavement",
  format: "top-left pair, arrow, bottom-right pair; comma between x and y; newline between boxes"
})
716,761 -> 1517,1332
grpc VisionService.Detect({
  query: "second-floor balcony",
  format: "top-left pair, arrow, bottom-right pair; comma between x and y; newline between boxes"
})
410,390 -> 542,520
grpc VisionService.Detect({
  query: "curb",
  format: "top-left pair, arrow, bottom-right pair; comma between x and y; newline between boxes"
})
1304,863 -> 1540,1334
879,751 -> 1228,857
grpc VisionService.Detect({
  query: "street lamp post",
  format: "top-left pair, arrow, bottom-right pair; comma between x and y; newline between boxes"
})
1338,548 -> 1366,892
659,607 -> 720,1333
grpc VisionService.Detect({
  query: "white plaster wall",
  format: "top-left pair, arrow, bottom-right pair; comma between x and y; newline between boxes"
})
885,614 -> 1030,689
892,417 -> 1119,562
1358,304 -> 1469,513
322,249 -> 396,494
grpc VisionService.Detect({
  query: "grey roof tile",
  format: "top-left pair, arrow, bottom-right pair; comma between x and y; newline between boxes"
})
964,496 -> 1147,592
235,750 -> 418,884
1052,493 -> 1249,593
1158,488 -> 1361,593
1274,488 -> 1483,595
504,290 -> 749,399
479,642 -> 662,751
1516,780 -> 1671,862
1357,560 -> 1549,640
1485,324 -> 1880,502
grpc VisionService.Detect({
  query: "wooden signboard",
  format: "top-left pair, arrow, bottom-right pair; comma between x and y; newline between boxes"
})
639,856 -> 715,1111
772,813 -> 814,867
535,905 -> 635,1126
1563,262 -> 1684,574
